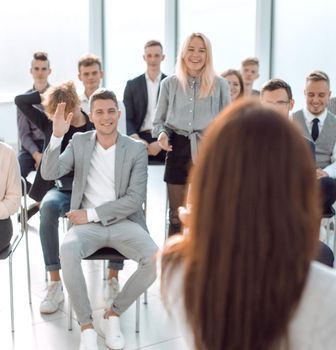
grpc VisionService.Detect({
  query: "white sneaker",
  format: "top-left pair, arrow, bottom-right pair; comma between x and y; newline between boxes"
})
79,329 -> 99,350
104,277 -> 120,308
40,281 -> 64,314
100,315 -> 125,350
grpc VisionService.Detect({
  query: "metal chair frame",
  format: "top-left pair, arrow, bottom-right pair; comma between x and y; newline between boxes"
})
0,177 -> 28,332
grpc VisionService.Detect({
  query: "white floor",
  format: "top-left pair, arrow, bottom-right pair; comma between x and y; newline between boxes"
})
0,166 -> 188,350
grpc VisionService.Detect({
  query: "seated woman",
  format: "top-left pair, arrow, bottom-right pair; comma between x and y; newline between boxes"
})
221,68 -> 244,101
0,142 -> 21,252
161,99 -> 336,350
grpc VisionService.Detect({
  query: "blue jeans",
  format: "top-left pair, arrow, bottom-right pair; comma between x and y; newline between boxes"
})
39,187 -> 123,271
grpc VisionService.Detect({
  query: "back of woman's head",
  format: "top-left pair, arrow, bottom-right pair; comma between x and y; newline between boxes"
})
43,81 -> 80,118
163,99 -> 320,350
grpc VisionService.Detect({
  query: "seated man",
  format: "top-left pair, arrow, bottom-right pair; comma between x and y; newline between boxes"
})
260,77 -> 335,267
41,89 -> 158,350
17,52 -> 50,219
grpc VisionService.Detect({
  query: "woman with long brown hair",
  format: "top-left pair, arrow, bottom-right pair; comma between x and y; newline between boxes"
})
161,99 -> 336,350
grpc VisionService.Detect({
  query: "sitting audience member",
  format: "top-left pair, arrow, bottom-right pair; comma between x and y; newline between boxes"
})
328,95 -> 336,115
221,69 -> 244,101
292,71 -> 336,216
77,53 -> 123,307
0,142 -> 21,252
260,78 -> 334,266
15,82 -> 94,314
240,57 -> 260,96
17,52 -> 50,219
41,89 -> 158,350
161,99 -> 336,350
123,40 -> 167,163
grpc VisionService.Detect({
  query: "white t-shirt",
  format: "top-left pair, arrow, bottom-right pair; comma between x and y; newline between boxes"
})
163,261 -> 336,349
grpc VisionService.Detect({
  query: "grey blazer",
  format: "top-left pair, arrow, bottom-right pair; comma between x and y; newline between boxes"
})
41,131 -> 148,230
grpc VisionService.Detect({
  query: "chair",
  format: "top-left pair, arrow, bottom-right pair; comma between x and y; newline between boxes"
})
68,247 -> 141,333
0,177 -> 28,332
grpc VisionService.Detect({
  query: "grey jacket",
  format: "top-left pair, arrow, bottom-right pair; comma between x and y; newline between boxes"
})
41,131 -> 148,230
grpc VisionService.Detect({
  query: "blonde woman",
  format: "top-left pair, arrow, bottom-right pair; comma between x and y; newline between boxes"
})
153,32 -> 230,236
0,142 -> 21,252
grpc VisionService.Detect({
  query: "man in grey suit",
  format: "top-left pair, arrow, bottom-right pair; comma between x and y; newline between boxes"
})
41,88 -> 158,350
292,71 -> 336,216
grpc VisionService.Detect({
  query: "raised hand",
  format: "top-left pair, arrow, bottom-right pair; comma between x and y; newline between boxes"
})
52,102 -> 73,138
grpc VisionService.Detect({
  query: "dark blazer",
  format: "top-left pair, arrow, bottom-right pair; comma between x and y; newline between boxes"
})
14,91 -> 94,201
123,73 -> 167,136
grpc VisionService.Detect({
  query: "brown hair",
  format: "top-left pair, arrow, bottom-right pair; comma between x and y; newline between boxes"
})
221,69 -> 245,98
306,70 -> 330,87
78,54 -> 102,72
144,40 -> 163,50
241,56 -> 259,67
32,51 -> 50,67
161,99 -> 320,350
89,88 -> 119,112
261,78 -> 293,100
42,81 -> 80,118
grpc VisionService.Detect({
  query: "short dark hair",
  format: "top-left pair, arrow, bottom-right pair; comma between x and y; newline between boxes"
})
261,78 -> 293,100
32,51 -> 50,67
144,40 -> 163,50
306,70 -> 330,87
89,88 -> 118,112
78,54 -> 102,72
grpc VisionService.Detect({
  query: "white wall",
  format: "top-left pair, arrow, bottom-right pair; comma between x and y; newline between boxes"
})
272,0 -> 336,111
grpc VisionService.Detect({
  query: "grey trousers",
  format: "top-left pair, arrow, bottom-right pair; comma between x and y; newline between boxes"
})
60,219 -> 158,325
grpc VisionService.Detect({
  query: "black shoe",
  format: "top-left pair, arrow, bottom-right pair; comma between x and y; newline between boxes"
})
19,203 -> 39,223
27,203 -> 39,220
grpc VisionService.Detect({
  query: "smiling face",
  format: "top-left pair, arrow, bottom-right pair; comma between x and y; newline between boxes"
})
183,36 -> 207,77
90,99 -> 120,140
304,80 -> 331,116
225,74 -> 242,101
78,63 -> 103,93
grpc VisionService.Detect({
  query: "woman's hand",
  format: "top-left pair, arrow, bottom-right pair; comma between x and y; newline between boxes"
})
158,132 -> 172,152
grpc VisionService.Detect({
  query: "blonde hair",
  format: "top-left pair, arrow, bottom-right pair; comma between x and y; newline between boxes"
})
175,32 -> 216,98
43,81 -> 80,118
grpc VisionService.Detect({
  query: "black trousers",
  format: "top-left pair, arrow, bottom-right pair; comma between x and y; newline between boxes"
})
317,241 -> 334,267
138,131 -> 166,164
18,140 -> 44,193
0,218 -> 13,252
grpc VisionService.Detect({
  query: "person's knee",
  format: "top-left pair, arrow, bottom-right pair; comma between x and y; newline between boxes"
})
140,252 -> 157,282
60,238 -> 81,264
40,197 -> 61,219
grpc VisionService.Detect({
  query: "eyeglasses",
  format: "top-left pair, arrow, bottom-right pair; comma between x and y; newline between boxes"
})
266,100 -> 290,107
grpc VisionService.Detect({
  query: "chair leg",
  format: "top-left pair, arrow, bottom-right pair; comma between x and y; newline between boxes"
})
144,290 -> 148,305
68,298 -> 73,331
9,256 -> 14,332
24,214 -> 32,304
135,297 -> 140,333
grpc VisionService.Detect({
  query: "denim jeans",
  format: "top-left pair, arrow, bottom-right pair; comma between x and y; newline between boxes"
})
39,187 -> 124,271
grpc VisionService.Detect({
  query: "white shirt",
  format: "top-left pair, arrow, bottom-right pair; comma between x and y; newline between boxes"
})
163,261 -> 336,350
140,72 -> 162,132
49,135 -> 116,222
81,142 -> 116,221
79,93 -> 90,114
